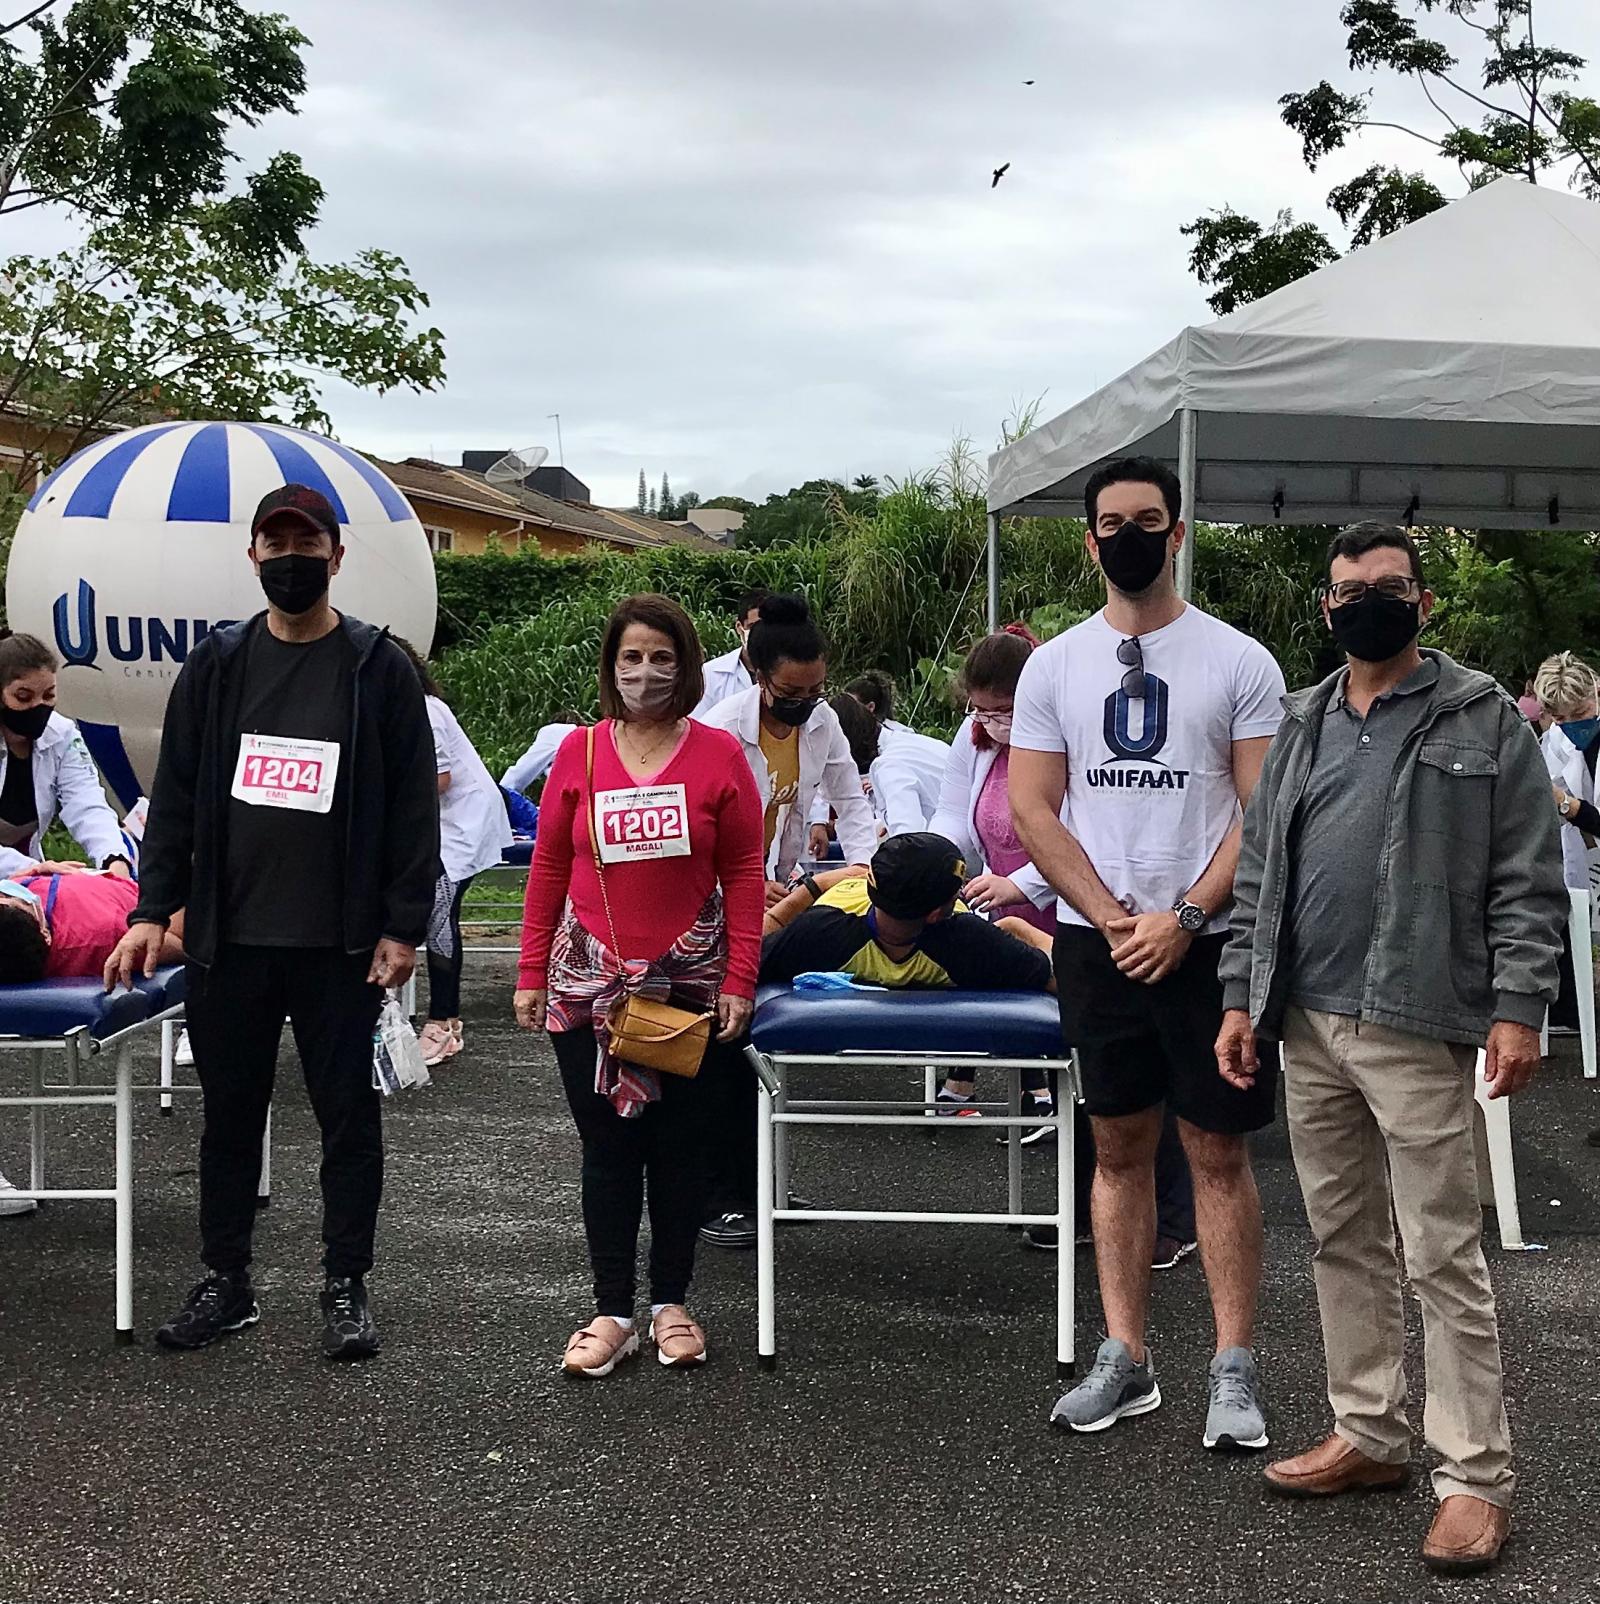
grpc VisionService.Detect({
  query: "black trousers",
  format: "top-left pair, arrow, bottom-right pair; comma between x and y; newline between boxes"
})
425,876 -> 472,1021
187,945 -> 385,1279
552,1026 -> 718,1316
702,1034 -> 757,1218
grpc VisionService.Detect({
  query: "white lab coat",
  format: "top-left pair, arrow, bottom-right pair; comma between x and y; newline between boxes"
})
928,716 -> 1054,910
0,711 -> 125,878
1540,723 -> 1598,893
501,723 -> 579,794
698,685 -> 878,879
869,725 -> 953,837
691,646 -> 755,721
429,696 -> 514,883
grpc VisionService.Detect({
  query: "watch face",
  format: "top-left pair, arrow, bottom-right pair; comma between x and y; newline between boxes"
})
1177,902 -> 1206,933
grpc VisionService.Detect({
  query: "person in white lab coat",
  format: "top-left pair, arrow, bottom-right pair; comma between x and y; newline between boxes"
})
501,714 -> 583,797
829,692 -> 951,837
691,587 -> 768,720
0,630 -> 130,1218
928,629 -> 1056,929
1535,651 -> 1600,1036
396,641 -> 512,1067
699,594 -> 877,904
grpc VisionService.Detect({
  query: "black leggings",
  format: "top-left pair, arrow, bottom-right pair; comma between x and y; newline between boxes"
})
425,876 -> 472,1021
552,1026 -> 718,1317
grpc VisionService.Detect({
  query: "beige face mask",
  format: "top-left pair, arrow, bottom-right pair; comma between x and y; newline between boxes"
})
616,662 -> 678,716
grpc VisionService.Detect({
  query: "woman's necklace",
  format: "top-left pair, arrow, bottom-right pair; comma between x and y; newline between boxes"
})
619,718 -> 681,772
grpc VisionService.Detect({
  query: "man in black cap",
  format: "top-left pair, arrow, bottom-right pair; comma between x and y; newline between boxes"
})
759,832 -> 1054,992
107,483 -> 439,1360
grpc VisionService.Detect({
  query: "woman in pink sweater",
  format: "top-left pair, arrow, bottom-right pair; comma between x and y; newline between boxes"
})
515,594 -> 765,1376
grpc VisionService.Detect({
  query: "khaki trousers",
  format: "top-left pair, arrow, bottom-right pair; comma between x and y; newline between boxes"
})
1281,1007 -> 1513,1507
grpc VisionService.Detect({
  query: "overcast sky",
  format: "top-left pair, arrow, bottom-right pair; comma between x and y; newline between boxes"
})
228,0 -> 1600,507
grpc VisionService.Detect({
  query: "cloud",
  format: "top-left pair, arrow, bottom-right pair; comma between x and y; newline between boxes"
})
231,0 -> 1600,505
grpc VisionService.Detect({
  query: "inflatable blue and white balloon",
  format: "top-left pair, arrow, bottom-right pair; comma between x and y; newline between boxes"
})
5,420 -> 437,809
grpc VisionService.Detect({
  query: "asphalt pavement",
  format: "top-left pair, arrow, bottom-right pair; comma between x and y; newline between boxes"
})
2,955 -> 1598,1604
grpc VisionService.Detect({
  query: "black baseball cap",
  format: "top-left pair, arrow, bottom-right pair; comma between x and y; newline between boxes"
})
866,832 -> 968,920
251,484 -> 341,543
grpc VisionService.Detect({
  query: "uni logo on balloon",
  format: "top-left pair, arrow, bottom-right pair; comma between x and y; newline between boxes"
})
7,421 -> 438,808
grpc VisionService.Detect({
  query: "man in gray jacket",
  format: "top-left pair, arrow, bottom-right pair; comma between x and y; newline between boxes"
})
1215,522 -> 1565,1577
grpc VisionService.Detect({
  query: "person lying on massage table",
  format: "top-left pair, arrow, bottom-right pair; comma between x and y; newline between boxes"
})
759,830 -> 1054,1000
0,871 -> 186,983
0,872 -> 187,1216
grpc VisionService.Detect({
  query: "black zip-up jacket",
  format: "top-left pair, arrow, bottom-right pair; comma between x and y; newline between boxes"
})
132,612 -> 440,964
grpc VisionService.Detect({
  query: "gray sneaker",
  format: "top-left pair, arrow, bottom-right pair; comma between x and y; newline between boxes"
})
1204,1346 -> 1268,1451
1050,1337 -> 1161,1433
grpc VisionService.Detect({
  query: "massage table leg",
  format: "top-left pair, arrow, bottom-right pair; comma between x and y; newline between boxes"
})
1007,1070 -> 1022,1219
28,1049 -> 44,1193
773,1063 -> 791,1209
257,1105 -> 272,1209
1058,1088 -> 1075,1377
757,1071 -> 777,1371
159,1018 -> 175,1115
115,1045 -> 134,1344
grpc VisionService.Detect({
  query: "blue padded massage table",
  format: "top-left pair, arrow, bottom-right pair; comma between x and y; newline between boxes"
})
746,984 -> 1081,1375
0,969 -> 188,1342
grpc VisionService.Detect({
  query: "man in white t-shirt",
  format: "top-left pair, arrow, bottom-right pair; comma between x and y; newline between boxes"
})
1009,455 -> 1285,1451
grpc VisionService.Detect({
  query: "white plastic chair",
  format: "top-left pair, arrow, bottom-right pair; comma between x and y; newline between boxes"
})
1473,1049 -> 1524,1250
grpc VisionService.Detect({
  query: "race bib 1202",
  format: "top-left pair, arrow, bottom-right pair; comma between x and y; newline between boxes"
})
594,783 -> 691,863
231,733 -> 340,815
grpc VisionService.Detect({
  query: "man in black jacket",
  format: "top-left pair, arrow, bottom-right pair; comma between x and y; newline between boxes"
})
107,484 -> 439,1360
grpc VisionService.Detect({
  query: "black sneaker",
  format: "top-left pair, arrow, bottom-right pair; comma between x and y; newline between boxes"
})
698,1211 -> 757,1249
320,1275 -> 380,1360
995,1098 -> 1057,1146
1152,1236 -> 1198,1272
155,1272 -> 260,1350
1021,1224 -> 1094,1251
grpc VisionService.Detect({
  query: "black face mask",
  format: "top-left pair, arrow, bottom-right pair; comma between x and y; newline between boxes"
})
257,554 -> 331,616
0,701 -> 52,741
1094,520 -> 1172,595
1327,593 -> 1422,663
768,694 -> 820,728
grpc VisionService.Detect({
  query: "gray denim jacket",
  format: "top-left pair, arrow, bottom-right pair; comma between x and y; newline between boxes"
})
1220,649 -> 1567,1046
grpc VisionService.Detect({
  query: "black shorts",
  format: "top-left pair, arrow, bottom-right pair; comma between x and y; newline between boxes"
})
1053,927 -> 1278,1135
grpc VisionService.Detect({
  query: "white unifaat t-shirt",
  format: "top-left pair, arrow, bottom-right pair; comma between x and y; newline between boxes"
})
1010,604 -> 1285,933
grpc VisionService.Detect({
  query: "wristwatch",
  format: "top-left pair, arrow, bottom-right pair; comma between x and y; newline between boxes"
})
1171,894 -> 1208,934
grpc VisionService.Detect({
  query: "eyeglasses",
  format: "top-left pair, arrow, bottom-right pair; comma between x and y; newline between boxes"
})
1325,577 -> 1421,607
1117,637 -> 1147,700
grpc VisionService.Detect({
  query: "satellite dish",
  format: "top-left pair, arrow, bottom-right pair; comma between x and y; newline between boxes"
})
484,445 -> 549,486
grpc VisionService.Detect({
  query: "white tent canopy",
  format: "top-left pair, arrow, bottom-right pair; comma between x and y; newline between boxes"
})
986,178 -> 1600,608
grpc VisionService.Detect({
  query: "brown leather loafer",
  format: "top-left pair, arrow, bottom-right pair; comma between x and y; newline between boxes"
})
1422,1495 -> 1511,1573
1263,1432 -> 1410,1498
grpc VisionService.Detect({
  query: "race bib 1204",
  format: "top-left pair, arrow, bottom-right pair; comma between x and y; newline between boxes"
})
231,733 -> 340,815
594,783 -> 691,863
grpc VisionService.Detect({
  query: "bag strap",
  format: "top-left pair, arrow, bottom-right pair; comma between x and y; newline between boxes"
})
585,724 -> 625,962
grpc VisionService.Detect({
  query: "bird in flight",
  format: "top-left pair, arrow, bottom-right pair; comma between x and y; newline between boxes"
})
1023,79 -> 1035,84
992,162 -> 1010,188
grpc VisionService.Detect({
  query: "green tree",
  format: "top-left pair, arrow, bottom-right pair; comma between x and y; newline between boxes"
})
659,471 -> 673,520
702,495 -> 756,515
0,216 -> 443,489
635,469 -> 647,513
739,478 -> 882,550
678,489 -> 702,513
1183,1 -> 1600,313
0,1 -> 320,252
648,484 -> 658,515
852,473 -> 880,493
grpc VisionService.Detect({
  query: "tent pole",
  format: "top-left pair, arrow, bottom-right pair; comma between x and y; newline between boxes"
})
1175,408 -> 1197,601
986,513 -> 1000,632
